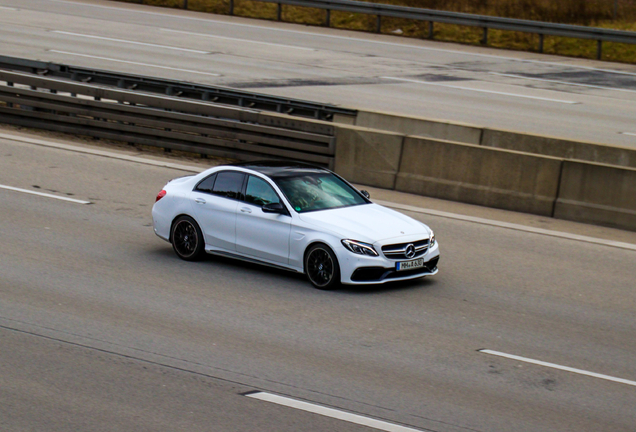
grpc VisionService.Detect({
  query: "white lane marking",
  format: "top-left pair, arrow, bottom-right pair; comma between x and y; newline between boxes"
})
51,31 -> 210,54
490,72 -> 636,94
47,0 -> 636,77
246,392 -> 428,432
48,50 -> 221,76
0,5 -> 19,10
620,132 -> 636,136
0,132 -> 202,173
374,200 -> 636,252
381,76 -> 579,104
479,350 -> 636,387
161,28 -> 316,52
0,184 -> 91,204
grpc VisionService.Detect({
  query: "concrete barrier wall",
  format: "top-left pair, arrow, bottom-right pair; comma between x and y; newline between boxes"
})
554,161 -> 636,231
349,110 -> 483,145
335,109 -> 636,170
481,129 -> 636,169
276,112 -> 636,231
394,136 -> 563,216
333,125 -> 405,189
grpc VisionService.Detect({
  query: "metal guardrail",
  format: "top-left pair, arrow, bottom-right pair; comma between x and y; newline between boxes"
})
147,0 -> 636,60
0,55 -> 356,121
0,70 -> 336,167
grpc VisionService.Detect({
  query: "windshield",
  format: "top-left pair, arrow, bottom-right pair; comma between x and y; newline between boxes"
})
274,172 -> 368,213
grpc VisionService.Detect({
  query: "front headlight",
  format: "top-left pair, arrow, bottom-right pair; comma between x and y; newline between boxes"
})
429,230 -> 436,246
341,239 -> 378,256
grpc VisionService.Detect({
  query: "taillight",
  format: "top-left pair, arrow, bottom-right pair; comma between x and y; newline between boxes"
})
156,190 -> 167,202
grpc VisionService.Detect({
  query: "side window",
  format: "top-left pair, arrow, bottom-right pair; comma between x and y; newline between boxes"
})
245,176 -> 280,206
212,171 -> 245,200
195,173 -> 217,193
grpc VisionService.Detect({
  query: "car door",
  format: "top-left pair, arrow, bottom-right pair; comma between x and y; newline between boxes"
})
235,175 -> 291,265
189,171 -> 245,251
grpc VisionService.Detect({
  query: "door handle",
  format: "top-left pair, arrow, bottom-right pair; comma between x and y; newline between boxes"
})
195,198 -> 206,204
240,207 -> 252,213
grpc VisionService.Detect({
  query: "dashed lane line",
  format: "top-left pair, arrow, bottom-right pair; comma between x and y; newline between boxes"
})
51,31 -> 211,54
246,392 -> 430,432
381,76 -> 580,104
479,350 -> 636,387
0,184 -> 91,204
48,50 -> 221,76
160,28 -> 316,52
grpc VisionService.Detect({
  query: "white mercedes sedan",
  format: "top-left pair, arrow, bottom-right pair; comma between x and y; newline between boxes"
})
152,161 -> 439,289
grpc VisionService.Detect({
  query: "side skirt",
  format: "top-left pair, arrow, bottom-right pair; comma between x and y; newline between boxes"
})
206,250 -> 304,274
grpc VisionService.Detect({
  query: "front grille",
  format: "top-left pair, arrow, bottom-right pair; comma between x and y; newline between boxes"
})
382,239 -> 429,260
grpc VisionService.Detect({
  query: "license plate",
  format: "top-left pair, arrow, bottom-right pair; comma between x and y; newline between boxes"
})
396,258 -> 424,271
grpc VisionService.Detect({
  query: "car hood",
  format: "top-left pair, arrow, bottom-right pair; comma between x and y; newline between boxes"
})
298,203 -> 430,243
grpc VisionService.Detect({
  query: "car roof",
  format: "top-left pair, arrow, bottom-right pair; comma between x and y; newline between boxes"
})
230,161 -> 331,179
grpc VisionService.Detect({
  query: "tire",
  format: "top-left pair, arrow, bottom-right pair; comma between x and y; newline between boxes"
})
171,216 -> 205,261
305,244 -> 340,290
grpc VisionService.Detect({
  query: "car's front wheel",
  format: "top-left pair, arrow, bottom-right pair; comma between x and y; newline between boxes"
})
305,244 -> 340,290
171,216 -> 205,261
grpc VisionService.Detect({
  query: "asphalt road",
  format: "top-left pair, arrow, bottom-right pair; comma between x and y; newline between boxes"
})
2,0 -> 636,148
1,130 -> 635,432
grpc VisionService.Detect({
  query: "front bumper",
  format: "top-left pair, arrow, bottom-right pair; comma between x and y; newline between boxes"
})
350,255 -> 439,283
339,241 -> 440,285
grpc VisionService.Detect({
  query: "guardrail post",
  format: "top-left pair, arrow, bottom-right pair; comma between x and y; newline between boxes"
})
481,27 -> 488,45
539,34 -> 544,53
183,0 -> 188,9
229,0 -> 234,16
325,9 -> 330,27
93,96 -> 102,123
376,16 -> 381,33
428,22 -> 434,39
7,81 -> 13,107
597,40 -> 602,60
614,0 -> 618,20
277,3 -> 282,21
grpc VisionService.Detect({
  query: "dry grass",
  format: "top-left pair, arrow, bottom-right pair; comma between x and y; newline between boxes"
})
115,0 -> 636,63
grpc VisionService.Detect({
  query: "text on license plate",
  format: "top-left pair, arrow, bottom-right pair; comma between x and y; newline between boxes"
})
396,258 -> 424,271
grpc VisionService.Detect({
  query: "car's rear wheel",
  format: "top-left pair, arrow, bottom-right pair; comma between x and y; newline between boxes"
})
305,244 -> 340,290
171,216 -> 205,261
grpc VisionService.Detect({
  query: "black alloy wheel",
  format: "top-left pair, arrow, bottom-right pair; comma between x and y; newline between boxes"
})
171,216 -> 204,261
305,244 -> 340,290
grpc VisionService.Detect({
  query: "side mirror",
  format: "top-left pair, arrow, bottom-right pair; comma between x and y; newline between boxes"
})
262,202 -> 286,214
360,190 -> 370,199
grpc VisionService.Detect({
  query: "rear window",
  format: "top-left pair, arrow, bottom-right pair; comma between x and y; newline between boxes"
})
211,171 -> 245,200
195,174 -> 217,193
